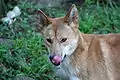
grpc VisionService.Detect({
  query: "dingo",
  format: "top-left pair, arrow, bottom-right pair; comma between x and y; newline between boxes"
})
36,4 -> 120,80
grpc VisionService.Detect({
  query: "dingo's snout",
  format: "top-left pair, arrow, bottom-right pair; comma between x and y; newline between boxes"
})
49,54 -> 62,66
49,53 -> 66,66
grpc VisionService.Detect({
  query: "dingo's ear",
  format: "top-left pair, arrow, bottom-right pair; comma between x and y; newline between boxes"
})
64,4 -> 79,25
36,10 -> 51,33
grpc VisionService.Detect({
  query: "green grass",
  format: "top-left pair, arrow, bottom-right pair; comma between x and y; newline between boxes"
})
0,33 -> 55,80
0,0 -> 120,80
79,4 -> 120,34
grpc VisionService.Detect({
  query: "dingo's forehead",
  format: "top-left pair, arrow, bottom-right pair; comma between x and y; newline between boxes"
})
44,18 -> 76,39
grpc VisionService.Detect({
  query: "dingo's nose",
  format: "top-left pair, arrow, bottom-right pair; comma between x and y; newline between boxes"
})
49,55 -> 62,66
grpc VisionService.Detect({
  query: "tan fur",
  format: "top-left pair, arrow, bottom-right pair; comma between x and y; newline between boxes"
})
70,33 -> 120,80
36,4 -> 120,80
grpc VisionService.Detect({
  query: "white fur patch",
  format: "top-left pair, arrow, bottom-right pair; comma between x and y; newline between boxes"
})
61,35 -> 79,58
70,5 -> 77,18
70,76 -> 80,80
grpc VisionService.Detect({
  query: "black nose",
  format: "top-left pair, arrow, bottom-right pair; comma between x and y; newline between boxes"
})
49,55 -> 55,62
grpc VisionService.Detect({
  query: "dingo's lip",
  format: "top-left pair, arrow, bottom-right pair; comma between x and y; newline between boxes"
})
52,61 -> 61,66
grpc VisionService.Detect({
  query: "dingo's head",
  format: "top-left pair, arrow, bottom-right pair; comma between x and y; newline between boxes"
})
37,4 -> 79,66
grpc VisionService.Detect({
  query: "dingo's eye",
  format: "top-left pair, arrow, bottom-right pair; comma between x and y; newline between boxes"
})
60,38 -> 67,43
46,39 -> 53,44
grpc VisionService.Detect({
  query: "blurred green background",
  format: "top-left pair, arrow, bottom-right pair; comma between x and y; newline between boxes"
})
0,0 -> 120,80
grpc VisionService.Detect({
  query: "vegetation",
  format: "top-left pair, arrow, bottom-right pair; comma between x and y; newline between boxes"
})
0,0 -> 120,80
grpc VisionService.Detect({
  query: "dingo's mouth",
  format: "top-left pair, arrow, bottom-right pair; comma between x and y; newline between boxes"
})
49,54 -> 66,66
